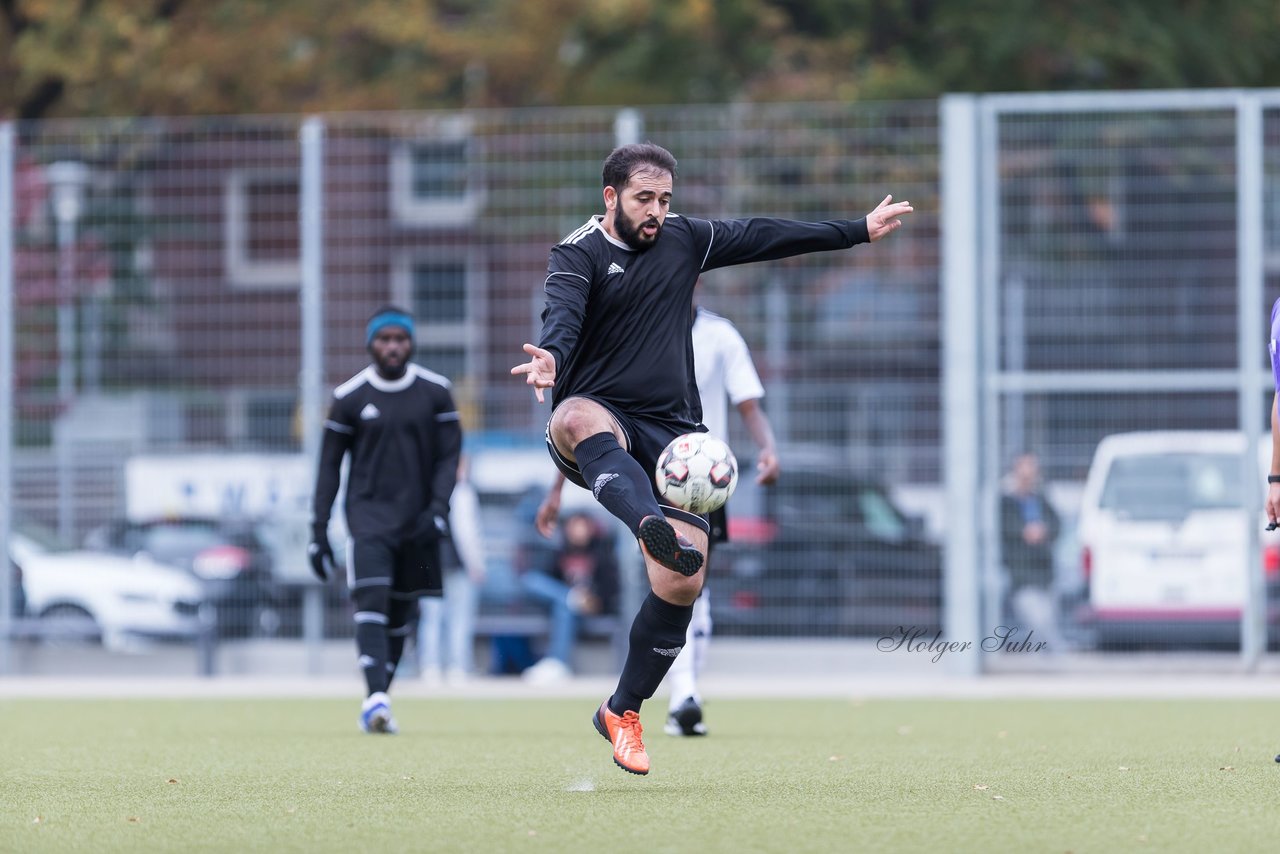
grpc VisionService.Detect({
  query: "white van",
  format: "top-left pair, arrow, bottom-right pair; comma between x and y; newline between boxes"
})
1076,431 -> 1280,645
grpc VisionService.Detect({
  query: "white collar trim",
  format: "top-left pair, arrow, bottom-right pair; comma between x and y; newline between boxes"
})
364,364 -> 416,392
592,215 -> 633,251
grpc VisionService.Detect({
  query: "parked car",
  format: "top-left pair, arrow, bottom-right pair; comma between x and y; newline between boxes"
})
709,466 -> 943,637
13,524 -> 203,649
1076,431 -> 1280,648
8,557 -> 24,617
85,516 -> 278,639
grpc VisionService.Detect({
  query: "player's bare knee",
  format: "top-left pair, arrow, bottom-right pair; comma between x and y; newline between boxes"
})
647,563 -> 704,605
550,398 -> 623,452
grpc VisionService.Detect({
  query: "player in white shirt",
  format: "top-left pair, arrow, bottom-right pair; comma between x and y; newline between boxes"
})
535,299 -> 779,737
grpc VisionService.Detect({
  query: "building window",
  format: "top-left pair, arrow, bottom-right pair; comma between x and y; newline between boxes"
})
224,170 -> 300,288
390,126 -> 484,226
411,260 -> 467,324
415,345 -> 467,382
393,250 -> 482,380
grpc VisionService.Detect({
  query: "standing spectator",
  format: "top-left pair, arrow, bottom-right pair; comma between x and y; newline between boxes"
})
418,455 -> 485,684
511,141 -> 912,774
999,451 -> 1064,649
309,306 -> 461,734
521,511 -> 620,684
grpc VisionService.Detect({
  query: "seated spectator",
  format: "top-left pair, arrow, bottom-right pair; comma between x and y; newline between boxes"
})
520,511 -> 619,683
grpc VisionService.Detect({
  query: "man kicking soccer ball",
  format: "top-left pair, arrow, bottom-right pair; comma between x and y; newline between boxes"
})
310,306 -> 462,733
512,142 -> 911,774
536,297 -> 780,739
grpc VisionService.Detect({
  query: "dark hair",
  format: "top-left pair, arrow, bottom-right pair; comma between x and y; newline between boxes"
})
601,143 -> 677,190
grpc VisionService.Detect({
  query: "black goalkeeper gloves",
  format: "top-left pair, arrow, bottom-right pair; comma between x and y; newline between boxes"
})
307,528 -> 336,582
414,503 -> 451,542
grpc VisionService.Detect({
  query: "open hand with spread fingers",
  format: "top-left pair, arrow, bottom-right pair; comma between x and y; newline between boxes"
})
865,195 -> 914,241
510,343 -> 557,403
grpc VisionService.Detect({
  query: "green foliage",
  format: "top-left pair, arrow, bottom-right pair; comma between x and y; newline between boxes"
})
2,0 -> 1280,118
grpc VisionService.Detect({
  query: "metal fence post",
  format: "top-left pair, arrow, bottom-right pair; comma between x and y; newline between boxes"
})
940,95 -> 983,675
1236,93 -> 1266,668
300,116 -> 327,675
0,123 -> 14,675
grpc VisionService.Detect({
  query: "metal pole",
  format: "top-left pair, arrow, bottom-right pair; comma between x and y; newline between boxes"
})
1236,94 -> 1266,668
0,124 -> 15,673
54,213 -> 76,544
299,117 -> 327,675
940,95 -> 983,675
48,161 -> 88,546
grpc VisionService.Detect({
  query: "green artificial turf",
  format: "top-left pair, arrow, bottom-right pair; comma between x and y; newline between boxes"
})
3,697 -> 1280,852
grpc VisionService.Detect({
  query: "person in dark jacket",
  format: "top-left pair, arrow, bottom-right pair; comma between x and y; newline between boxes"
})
999,452 -> 1063,649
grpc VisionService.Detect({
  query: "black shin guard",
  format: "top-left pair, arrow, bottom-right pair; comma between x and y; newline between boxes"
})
353,585 -> 391,695
610,592 -> 695,714
573,432 -> 663,536
384,596 -> 419,691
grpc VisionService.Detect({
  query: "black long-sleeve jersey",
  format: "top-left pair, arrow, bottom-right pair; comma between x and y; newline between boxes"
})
312,364 -> 462,539
538,213 -> 870,423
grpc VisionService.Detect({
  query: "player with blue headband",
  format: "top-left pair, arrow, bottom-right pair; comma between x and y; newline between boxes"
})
311,304 -> 462,735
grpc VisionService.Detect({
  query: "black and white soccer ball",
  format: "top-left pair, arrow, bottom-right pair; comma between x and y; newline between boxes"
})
655,432 -> 739,514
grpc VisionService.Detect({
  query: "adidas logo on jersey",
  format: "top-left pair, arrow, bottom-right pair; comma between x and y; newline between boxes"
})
359,403 -> 381,420
652,646 -> 683,658
607,262 -> 625,275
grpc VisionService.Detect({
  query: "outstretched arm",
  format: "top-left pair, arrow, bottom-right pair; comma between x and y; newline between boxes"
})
702,196 -> 914,271
737,398 -> 779,485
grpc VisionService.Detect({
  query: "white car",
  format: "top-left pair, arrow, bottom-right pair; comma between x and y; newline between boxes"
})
1077,431 -> 1279,646
13,526 -> 204,651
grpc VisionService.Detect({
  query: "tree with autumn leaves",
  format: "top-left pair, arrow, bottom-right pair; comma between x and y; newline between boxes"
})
3,0 -> 1280,120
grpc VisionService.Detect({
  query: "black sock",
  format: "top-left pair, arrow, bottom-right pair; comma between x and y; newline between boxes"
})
384,597 -> 419,691
355,620 -> 390,695
609,591 -> 694,714
353,585 -> 392,696
574,432 -> 663,536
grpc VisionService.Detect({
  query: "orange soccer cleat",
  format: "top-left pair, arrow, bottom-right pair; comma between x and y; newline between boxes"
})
592,701 -> 650,775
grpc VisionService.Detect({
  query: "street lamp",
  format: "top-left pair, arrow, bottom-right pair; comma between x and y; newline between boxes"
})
46,161 -> 90,544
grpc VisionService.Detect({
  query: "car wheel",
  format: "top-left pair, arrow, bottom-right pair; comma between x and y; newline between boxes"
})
39,604 -> 102,646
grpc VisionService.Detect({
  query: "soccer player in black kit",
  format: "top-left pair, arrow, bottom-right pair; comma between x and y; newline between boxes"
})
310,306 -> 462,733
511,143 -> 912,774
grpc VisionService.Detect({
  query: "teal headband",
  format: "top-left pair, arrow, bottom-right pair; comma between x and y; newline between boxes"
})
366,311 -> 415,345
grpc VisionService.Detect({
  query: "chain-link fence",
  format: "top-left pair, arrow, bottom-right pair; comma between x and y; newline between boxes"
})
954,91 -> 1279,672
2,92 -> 1278,677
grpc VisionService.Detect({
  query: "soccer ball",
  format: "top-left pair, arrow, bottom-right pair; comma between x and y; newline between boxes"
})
655,432 -> 739,514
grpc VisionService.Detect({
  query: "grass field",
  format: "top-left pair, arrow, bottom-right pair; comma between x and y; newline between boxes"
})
4,696 -> 1280,852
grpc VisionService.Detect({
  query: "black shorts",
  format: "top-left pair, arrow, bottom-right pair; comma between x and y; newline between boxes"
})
346,533 -> 443,599
708,506 -> 729,549
546,396 -> 710,534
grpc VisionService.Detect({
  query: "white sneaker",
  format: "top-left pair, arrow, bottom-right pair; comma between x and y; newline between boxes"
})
359,691 -> 398,734
521,657 -> 572,685
445,667 -> 470,685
